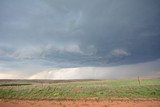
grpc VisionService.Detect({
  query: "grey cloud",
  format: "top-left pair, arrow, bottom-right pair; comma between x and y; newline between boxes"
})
0,44 -> 82,60
0,0 -> 160,72
111,49 -> 130,57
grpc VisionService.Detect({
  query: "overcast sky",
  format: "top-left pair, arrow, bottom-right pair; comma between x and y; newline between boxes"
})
0,0 -> 160,79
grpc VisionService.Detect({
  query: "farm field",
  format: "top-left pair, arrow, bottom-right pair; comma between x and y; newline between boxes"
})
0,79 -> 160,107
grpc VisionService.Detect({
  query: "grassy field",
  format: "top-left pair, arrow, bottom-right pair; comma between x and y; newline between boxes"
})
0,79 -> 159,100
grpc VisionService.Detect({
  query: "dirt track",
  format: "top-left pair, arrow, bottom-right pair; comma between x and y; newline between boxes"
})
0,99 -> 160,107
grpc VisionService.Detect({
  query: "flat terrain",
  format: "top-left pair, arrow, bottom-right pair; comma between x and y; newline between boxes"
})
0,79 -> 160,100
0,79 -> 159,107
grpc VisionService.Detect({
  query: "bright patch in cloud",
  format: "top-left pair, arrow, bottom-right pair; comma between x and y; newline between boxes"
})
111,49 -> 130,57
28,59 -> 160,80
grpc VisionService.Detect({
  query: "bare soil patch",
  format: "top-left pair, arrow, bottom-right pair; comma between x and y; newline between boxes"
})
0,99 -> 159,107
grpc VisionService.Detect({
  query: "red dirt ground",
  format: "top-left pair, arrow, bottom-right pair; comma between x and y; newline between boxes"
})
0,99 -> 160,107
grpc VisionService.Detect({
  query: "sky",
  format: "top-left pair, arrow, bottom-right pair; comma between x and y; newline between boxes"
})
0,0 -> 160,79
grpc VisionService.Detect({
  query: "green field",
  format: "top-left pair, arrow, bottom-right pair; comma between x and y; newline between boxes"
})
0,79 -> 159,100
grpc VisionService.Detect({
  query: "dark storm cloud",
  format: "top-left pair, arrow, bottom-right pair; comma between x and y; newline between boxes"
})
0,0 -> 160,71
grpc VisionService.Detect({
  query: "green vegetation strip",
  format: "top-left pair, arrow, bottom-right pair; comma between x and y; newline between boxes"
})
0,83 -> 31,86
0,79 -> 159,100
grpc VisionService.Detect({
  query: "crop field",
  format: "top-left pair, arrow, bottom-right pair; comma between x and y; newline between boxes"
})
0,79 -> 159,100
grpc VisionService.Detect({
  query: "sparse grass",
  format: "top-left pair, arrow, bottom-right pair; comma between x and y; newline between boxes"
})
0,79 -> 159,100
